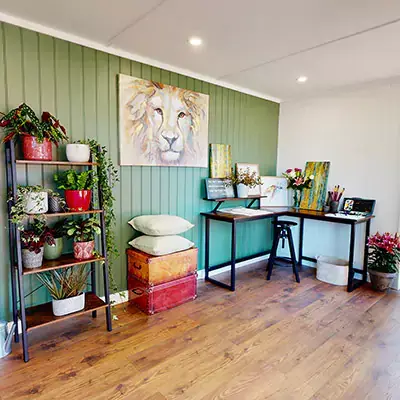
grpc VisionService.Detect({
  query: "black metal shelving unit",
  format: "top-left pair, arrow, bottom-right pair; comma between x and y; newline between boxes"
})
5,141 -> 112,362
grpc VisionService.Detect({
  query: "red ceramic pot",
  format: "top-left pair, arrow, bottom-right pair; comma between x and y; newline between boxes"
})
64,190 -> 91,211
22,135 -> 52,161
73,240 -> 95,260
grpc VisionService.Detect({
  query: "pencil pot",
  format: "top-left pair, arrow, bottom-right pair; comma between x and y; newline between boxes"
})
330,201 -> 339,213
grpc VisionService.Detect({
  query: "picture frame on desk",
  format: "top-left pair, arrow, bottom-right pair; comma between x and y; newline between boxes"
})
205,178 -> 235,200
235,163 -> 261,196
260,176 -> 289,207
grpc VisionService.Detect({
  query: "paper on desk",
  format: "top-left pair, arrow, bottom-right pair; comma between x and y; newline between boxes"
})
325,213 -> 364,220
219,207 -> 273,216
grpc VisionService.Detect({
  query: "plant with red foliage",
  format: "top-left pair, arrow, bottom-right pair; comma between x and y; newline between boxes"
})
21,219 -> 52,254
0,103 -> 68,144
368,232 -> 400,273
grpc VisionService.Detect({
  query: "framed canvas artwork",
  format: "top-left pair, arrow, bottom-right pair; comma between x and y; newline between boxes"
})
205,178 -> 235,200
300,161 -> 330,211
260,177 -> 289,207
119,74 -> 209,167
235,163 -> 261,196
209,144 -> 232,178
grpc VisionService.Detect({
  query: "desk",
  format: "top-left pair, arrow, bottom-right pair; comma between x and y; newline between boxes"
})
201,207 -> 373,293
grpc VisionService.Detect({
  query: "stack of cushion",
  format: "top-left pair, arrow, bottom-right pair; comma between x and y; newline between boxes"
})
128,215 -> 194,256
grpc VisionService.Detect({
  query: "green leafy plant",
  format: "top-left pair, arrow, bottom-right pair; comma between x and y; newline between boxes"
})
43,218 -> 68,241
225,167 -> 262,188
65,217 -> 101,242
36,266 -> 90,300
9,185 -> 47,230
0,103 -> 68,144
75,139 -> 120,295
54,169 -> 97,191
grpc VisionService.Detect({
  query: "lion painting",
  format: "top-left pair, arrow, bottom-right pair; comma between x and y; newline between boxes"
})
119,74 -> 209,167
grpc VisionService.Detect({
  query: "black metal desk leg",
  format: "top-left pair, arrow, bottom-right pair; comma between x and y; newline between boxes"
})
298,217 -> 304,266
347,224 -> 356,292
362,220 -> 371,283
205,218 -> 210,280
91,261 -> 97,318
230,221 -> 236,291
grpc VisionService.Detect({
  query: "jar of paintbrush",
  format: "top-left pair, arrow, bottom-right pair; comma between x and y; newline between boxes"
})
328,186 -> 345,213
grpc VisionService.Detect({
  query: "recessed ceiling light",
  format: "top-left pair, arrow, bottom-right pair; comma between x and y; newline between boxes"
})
189,37 -> 202,46
297,76 -> 308,83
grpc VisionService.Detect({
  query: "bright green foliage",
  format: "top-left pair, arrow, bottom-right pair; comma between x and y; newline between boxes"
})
65,217 -> 101,242
54,169 -> 97,191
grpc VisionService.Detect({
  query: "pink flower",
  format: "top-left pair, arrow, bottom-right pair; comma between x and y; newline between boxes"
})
294,168 -> 302,172
286,169 -> 293,173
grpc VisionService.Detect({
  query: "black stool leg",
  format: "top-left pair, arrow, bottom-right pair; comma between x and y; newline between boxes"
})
267,227 -> 281,280
287,228 -> 300,283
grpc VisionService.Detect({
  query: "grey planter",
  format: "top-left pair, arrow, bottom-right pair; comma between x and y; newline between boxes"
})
368,269 -> 397,292
48,195 -> 65,213
22,247 -> 44,269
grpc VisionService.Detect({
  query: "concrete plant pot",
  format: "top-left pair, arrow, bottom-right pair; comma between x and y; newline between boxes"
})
369,269 -> 397,292
52,293 -> 85,316
22,247 -> 44,269
236,184 -> 249,198
44,237 -> 64,260
25,191 -> 48,214
48,195 -> 65,213
66,143 -> 90,162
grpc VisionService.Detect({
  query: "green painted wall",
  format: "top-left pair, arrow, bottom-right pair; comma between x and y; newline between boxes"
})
0,22 -> 279,320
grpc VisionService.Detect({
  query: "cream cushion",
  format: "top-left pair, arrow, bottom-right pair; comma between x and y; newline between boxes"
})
128,215 -> 194,236
128,235 -> 194,256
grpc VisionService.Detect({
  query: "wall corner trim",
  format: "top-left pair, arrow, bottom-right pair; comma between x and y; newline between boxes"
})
0,11 -> 281,104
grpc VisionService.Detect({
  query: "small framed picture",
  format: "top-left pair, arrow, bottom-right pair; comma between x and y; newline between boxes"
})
235,163 -> 261,196
205,178 -> 235,200
260,176 -> 289,207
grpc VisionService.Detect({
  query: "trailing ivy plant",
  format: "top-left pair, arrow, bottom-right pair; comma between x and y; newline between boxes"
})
75,139 -> 120,301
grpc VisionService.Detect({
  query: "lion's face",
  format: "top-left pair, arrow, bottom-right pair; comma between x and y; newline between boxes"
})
145,89 -> 192,163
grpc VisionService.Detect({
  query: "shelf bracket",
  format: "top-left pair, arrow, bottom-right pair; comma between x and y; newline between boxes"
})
212,201 -> 224,213
246,198 -> 258,209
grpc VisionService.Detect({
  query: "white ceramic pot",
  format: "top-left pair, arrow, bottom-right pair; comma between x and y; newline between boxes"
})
52,293 -> 85,316
236,184 -> 249,198
66,144 -> 90,163
25,192 -> 48,214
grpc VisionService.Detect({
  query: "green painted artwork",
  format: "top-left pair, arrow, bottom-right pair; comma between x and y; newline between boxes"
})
209,144 -> 232,178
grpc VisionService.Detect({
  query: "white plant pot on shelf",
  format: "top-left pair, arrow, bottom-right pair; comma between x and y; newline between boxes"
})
25,192 -> 48,214
52,293 -> 85,316
236,184 -> 249,198
66,144 -> 90,163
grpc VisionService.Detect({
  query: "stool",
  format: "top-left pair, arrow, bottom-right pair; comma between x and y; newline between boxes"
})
267,220 -> 300,283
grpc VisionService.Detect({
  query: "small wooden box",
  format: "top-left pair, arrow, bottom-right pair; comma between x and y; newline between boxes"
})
128,274 -> 197,315
126,247 -> 198,286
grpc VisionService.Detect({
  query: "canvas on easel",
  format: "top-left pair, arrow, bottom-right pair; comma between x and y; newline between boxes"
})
300,161 -> 330,211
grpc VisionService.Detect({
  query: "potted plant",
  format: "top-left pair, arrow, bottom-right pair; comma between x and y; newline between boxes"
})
0,103 -> 68,160
225,167 -> 262,198
47,189 -> 66,213
36,266 -> 90,316
368,232 -> 400,291
43,219 -> 67,260
66,141 -> 91,163
282,168 -> 314,209
66,217 -> 101,260
21,219 -> 48,269
54,169 -> 97,211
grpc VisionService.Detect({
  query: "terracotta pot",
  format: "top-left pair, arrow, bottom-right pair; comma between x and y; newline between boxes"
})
73,240 -> 95,260
64,190 -> 91,211
22,136 -> 52,161
369,269 -> 397,292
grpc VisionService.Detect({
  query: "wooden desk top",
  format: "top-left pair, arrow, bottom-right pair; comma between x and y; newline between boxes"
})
201,207 -> 374,225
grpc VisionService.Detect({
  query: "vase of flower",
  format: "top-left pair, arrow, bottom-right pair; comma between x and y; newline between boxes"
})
368,232 -> 400,292
282,168 -> 314,210
225,168 -> 261,199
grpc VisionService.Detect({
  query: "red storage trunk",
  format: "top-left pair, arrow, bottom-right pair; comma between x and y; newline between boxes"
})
128,274 -> 197,315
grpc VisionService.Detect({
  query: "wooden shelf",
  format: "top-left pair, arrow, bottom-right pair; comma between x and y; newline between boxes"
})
16,160 -> 98,166
25,209 -> 103,218
22,253 -> 105,275
25,293 -> 107,331
203,195 -> 269,202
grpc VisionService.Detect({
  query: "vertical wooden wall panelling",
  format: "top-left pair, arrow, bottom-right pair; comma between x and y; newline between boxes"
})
0,22 -> 279,320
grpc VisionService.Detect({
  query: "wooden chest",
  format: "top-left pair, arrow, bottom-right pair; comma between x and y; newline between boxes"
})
126,247 -> 198,286
128,274 -> 197,315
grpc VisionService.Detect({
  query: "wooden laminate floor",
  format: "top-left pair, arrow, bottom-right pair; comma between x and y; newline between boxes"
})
1,262 -> 399,400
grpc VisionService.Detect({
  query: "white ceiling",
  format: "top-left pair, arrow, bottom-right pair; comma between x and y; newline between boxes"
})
1,0 -> 400,102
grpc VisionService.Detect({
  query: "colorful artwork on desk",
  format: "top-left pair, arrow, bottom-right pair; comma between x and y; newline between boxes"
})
260,177 -> 289,207
119,74 -> 209,167
235,163 -> 261,196
209,144 -> 232,178
300,161 -> 330,211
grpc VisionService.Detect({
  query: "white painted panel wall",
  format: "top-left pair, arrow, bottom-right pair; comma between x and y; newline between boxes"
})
277,83 -> 400,286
